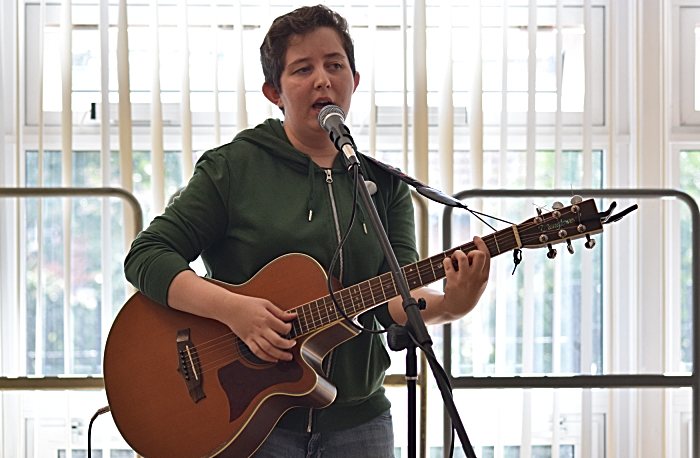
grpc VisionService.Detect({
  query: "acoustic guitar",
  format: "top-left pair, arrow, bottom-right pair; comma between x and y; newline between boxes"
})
104,198 -> 611,457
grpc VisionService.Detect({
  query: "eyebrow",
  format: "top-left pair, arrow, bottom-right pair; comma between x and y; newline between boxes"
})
286,52 -> 347,69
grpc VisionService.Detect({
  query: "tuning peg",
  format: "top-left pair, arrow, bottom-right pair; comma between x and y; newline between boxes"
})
570,195 -> 583,204
547,244 -> 557,259
552,201 -> 564,210
566,239 -> 575,254
585,235 -> 596,249
534,207 -> 543,223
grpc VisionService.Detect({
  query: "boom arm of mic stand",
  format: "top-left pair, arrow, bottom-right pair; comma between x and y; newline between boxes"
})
347,161 -> 477,458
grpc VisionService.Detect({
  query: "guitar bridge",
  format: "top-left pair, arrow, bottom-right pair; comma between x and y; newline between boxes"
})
176,328 -> 206,403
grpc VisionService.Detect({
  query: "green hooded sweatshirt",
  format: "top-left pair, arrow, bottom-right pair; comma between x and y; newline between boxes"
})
124,118 -> 418,433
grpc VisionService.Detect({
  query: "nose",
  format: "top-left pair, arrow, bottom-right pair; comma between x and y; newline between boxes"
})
315,69 -> 331,89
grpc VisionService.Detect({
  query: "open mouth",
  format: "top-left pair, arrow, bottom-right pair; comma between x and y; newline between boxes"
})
313,100 -> 333,110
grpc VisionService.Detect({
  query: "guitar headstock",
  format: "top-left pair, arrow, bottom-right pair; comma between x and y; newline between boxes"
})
516,198 -> 604,257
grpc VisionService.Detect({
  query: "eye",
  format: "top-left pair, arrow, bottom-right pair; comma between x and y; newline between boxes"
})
295,67 -> 310,74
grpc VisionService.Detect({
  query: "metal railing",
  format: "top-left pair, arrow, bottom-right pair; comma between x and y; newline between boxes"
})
0,187 -> 143,390
442,189 -> 699,458
3,187 -> 695,455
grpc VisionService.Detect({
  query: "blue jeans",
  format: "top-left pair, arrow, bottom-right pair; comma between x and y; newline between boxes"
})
251,410 -> 395,458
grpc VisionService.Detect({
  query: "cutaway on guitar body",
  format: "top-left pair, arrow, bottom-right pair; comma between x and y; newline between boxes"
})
104,254 -> 356,458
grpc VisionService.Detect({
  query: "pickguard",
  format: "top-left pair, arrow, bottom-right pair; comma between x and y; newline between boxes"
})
218,359 -> 304,423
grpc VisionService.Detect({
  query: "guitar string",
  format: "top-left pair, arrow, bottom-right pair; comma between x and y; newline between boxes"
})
184,240 -> 555,377
190,222 -> 559,379
176,208 -> 586,371
176,208 -> 587,370
178,204 -> 580,364
178,223 -> 577,374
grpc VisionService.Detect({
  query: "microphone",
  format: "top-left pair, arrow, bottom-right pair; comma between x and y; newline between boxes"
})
317,105 -> 358,164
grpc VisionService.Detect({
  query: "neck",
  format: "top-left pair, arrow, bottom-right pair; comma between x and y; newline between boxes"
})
283,124 -> 338,168
287,228 -> 519,338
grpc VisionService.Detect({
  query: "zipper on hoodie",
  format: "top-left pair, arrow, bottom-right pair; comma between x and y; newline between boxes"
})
324,169 -> 344,282
307,169 -> 344,433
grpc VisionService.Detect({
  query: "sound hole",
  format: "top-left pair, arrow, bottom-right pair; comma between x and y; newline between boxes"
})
237,339 -> 268,365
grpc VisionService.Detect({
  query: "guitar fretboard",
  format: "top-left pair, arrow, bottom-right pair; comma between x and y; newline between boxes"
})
288,225 -> 521,338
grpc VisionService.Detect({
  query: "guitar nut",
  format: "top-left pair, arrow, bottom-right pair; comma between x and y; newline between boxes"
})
552,211 -> 561,219
558,229 -> 567,238
534,216 -> 543,224
578,224 -> 586,233
539,234 -> 549,243
572,205 -> 579,213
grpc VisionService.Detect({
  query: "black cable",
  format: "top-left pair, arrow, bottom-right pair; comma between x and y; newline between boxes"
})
87,406 -> 111,458
326,163 -> 386,335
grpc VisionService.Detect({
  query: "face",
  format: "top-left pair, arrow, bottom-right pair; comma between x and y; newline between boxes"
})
262,27 -> 360,148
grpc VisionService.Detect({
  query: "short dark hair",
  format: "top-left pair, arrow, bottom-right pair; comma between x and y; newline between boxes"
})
260,5 -> 356,95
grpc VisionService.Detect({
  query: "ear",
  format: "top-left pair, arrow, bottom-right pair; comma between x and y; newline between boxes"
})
262,83 -> 283,108
353,71 -> 360,93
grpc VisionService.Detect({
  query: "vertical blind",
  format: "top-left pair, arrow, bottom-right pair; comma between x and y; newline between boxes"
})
3,1 -> 658,457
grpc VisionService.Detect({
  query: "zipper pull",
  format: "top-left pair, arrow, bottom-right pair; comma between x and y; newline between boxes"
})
324,169 -> 333,183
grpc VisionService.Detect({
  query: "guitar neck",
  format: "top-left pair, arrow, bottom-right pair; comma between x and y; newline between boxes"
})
288,226 -> 520,338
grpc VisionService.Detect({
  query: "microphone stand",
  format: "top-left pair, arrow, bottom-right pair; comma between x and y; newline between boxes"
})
339,149 -> 477,458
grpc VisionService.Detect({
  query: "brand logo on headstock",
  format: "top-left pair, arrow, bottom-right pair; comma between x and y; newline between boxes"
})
539,217 -> 575,233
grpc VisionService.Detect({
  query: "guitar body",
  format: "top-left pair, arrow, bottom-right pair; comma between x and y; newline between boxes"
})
104,254 -> 359,458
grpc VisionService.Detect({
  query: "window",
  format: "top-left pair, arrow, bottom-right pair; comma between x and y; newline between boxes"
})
678,6 -> 700,126
3,1 -> 625,456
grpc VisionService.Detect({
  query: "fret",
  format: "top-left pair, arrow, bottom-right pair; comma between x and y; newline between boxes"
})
304,305 -> 315,331
380,272 -> 397,300
376,275 -> 387,303
351,286 -> 361,313
403,264 -> 421,289
434,257 -> 446,278
417,259 -> 435,284
307,301 -> 318,329
366,278 -> 378,306
335,289 -> 349,315
322,297 -> 337,323
298,305 -> 308,333
429,256 -> 438,279
316,298 -> 329,326
291,319 -> 301,338
335,289 -> 348,315
350,286 -> 362,314
370,277 -> 385,303
358,280 -> 375,312
328,296 -> 338,322
327,297 -> 337,323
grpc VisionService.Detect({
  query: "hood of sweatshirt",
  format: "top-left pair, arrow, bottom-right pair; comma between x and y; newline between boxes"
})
230,118 -> 367,225
231,119 -> 320,174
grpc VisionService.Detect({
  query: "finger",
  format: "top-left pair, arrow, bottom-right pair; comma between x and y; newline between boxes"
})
258,335 -> 295,361
443,256 -> 456,277
265,302 -> 298,321
466,251 -> 487,275
266,314 -> 296,336
472,236 -> 491,271
264,329 -> 297,350
448,249 -> 469,270
247,340 -> 280,363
